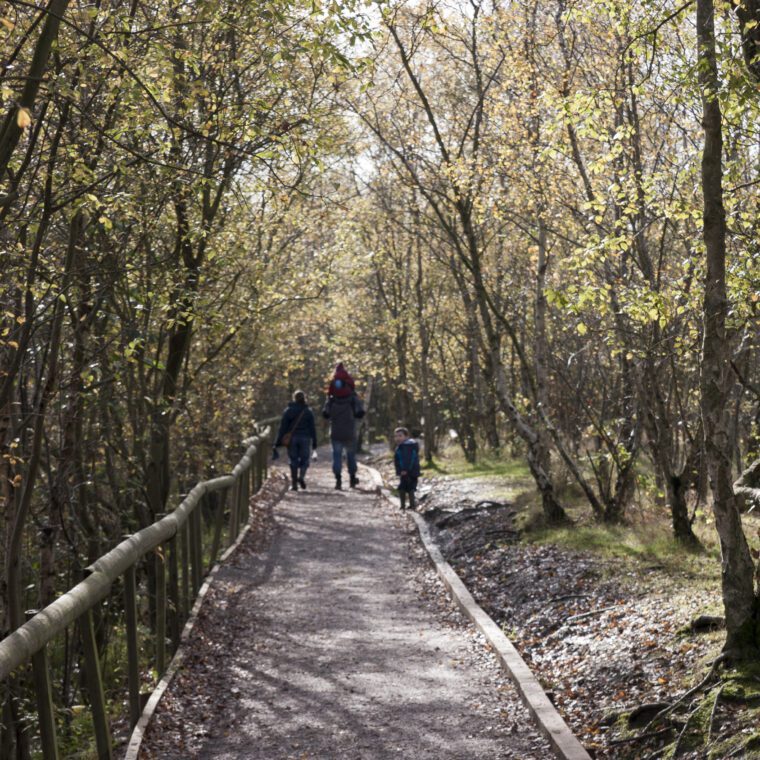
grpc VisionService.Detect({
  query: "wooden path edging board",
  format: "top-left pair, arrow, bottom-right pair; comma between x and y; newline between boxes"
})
360,463 -> 591,760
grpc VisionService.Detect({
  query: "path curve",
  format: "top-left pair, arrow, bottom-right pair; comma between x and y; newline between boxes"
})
138,456 -> 551,759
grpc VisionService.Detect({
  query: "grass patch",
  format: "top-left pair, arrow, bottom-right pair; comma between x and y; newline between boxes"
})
424,448 -> 531,481
523,516 -> 721,587
426,444 -> 728,593
526,520 -> 681,562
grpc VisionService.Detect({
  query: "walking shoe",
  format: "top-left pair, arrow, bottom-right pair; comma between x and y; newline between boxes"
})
298,477 -> 307,489
350,475 -> 359,489
335,476 -> 342,490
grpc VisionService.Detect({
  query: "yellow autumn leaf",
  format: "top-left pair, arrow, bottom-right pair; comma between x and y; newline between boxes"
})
1,17 -> 14,31
16,107 -> 31,129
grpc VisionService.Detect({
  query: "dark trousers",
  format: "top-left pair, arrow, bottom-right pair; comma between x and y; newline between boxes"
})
288,436 -> 311,477
331,439 -> 357,477
398,475 -> 418,493
398,475 -> 418,509
399,490 -> 417,509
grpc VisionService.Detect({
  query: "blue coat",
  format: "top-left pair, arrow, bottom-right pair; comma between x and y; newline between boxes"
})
395,439 -> 420,479
276,402 -> 317,448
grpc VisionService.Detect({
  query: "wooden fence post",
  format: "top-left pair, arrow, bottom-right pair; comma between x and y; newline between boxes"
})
235,470 -> 245,539
242,465 -> 250,524
168,531 -> 179,651
188,506 -> 197,597
256,439 -> 264,491
253,444 -> 261,493
123,563 -> 140,729
228,479 -> 240,547
209,489 -> 227,572
154,519 -> 166,677
234,477 -> 242,538
190,506 -> 202,596
180,518 -> 190,622
80,573 -> 113,760
26,610 -> 59,760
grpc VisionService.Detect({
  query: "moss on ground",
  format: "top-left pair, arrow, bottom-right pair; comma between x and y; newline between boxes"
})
603,661 -> 760,758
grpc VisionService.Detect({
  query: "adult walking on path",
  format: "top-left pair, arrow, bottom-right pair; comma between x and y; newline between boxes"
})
138,459 -> 551,759
323,363 -> 364,490
274,390 -> 318,491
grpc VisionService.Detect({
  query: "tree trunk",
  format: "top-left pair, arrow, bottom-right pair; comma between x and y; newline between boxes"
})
459,420 -> 478,464
419,345 -> 435,464
482,390 -> 501,454
697,0 -> 759,655
667,474 -> 698,545
413,208 -> 435,464
532,214 -> 562,519
733,0 -> 760,80
463,297 -> 480,464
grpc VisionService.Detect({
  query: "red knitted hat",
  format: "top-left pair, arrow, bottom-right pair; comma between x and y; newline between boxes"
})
329,363 -> 355,397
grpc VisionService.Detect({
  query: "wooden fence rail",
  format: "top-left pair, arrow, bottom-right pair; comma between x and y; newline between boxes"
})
0,419 -> 277,759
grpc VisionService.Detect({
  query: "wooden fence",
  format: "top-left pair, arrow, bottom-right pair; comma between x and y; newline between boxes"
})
0,420 -> 276,759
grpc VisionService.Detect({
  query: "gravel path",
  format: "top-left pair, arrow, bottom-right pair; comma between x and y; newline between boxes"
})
138,457 -> 550,759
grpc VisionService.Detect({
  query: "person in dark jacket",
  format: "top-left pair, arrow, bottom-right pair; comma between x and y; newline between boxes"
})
394,427 -> 420,510
275,390 -> 317,491
322,363 -> 364,490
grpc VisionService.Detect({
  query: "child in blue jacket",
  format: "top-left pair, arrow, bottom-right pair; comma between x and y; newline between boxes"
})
394,427 -> 420,510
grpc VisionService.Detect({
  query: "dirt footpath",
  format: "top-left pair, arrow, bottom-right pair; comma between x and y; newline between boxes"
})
138,457 -> 551,759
